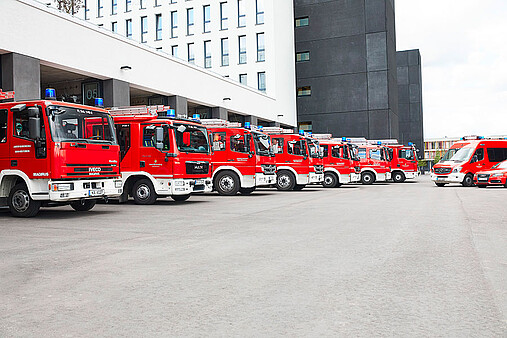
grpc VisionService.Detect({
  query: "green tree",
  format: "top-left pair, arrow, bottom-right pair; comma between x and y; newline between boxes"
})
433,150 -> 442,165
53,0 -> 82,14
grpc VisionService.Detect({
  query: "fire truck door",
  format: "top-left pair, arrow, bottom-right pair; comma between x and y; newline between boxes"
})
140,124 -> 172,176
469,147 -> 485,172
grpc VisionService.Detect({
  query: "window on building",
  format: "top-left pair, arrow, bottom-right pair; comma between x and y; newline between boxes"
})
256,0 -> 264,25
170,0 -> 177,3
203,5 -> 211,33
297,86 -> 311,97
212,132 -> 226,151
111,21 -> 117,32
296,51 -> 310,62
220,2 -> 228,30
237,0 -> 246,27
140,0 -> 145,9
171,11 -> 178,38
125,0 -> 131,12
256,33 -> 265,62
239,73 -> 247,85
84,0 -> 89,19
299,121 -> 312,131
141,16 -> 148,43
204,40 -> 211,68
295,17 -> 309,27
188,43 -> 195,64
187,8 -> 194,35
155,14 -> 162,40
155,0 -> 161,7
221,38 -> 229,66
257,72 -> 266,92
171,45 -> 178,57
239,35 -> 246,64
97,0 -> 103,17
111,0 -> 117,15
126,19 -> 132,38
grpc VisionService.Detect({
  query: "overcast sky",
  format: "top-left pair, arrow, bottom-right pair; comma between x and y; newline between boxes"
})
395,0 -> 507,139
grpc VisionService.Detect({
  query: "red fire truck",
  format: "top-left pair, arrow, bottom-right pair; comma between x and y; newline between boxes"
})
313,135 -> 361,188
354,141 -> 392,185
431,137 -> 507,187
108,106 -> 213,204
0,91 -> 122,217
201,119 -> 276,195
264,128 -> 324,191
386,143 -> 420,183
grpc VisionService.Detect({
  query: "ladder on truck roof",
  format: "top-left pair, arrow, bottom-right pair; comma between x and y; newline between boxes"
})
107,105 -> 170,117
0,89 -> 15,101
200,119 -> 243,128
262,127 -> 295,135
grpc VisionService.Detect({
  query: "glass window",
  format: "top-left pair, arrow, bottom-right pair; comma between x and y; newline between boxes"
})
170,0 -> 177,3
212,132 -> 226,151
221,38 -> 229,66
487,148 -> 507,163
399,148 -> 415,160
256,0 -> 264,25
237,0 -> 246,27
97,0 -> 103,17
84,0 -> 89,20
125,0 -> 131,12
115,124 -> 131,160
155,14 -> 162,40
204,40 -> 211,68
111,0 -> 117,15
256,33 -> 265,62
111,21 -> 117,32
320,145 -> 328,157
141,16 -> 148,43
331,146 -> 341,159
271,137 -> 284,154
143,125 -> 170,150
187,8 -> 194,35
287,140 -> 306,156
171,11 -> 178,38
230,133 -> 251,153
0,109 -> 7,143
155,0 -> 161,6
295,17 -> 309,27
296,51 -> 310,62
472,148 -> 484,162
203,5 -> 211,33
297,86 -> 311,96
370,149 -> 381,160
220,2 -> 228,30
253,132 -> 270,156
126,19 -> 132,38
175,124 -> 209,153
357,148 -> 366,159
140,0 -> 145,9
171,45 -> 178,57
239,35 -> 246,64
257,72 -> 266,92
188,43 -> 195,63
239,73 -> 247,85
13,108 -> 45,141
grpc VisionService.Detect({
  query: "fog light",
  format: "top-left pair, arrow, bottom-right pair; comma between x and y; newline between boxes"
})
114,180 -> 123,188
53,183 -> 73,191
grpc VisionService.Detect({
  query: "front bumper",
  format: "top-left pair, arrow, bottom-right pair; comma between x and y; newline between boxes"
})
47,179 -> 123,202
405,171 -> 420,179
431,172 -> 465,184
309,172 -> 324,184
475,176 -> 507,186
155,178 -> 213,195
350,173 -> 361,183
255,173 -> 276,187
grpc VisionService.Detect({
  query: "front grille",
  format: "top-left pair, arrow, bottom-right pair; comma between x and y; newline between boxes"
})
193,184 -> 205,191
477,174 -> 490,181
261,164 -> 276,175
434,167 -> 452,174
66,163 -> 117,177
186,161 -> 209,175
314,165 -> 324,174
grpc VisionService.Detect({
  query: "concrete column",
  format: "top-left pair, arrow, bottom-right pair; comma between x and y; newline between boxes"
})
245,115 -> 258,125
1,53 -> 40,101
103,79 -> 130,107
211,107 -> 228,120
269,122 -> 281,127
167,95 -> 188,117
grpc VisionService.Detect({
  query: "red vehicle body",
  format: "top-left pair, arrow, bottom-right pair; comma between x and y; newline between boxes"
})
474,160 -> 507,187
202,120 -> 276,195
431,138 -> 507,187
265,129 -> 324,191
109,106 -> 213,204
0,99 -> 122,217
355,144 -> 392,185
315,136 -> 361,187
386,144 -> 420,183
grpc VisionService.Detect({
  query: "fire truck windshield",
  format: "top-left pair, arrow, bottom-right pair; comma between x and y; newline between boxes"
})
449,147 -> 474,163
174,124 -> 209,153
400,148 -> 415,160
47,105 -> 116,144
252,132 -> 271,156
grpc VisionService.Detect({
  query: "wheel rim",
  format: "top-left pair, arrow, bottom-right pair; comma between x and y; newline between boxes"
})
278,174 -> 291,189
324,175 -> 334,186
136,184 -> 151,200
465,176 -> 472,186
363,174 -> 372,183
219,175 -> 235,193
12,190 -> 30,213
395,173 -> 402,181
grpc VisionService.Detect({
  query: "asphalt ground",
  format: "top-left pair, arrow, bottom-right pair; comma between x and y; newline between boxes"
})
0,175 -> 506,337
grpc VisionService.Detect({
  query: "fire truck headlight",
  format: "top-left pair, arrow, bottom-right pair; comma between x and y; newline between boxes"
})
52,183 -> 74,191
452,167 -> 461,173
114,180 -> 123,188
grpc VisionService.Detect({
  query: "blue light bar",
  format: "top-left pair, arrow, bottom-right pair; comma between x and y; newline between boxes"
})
408,142 -> 413,146
299,129 -> 304,135
45,88 -> 56,100
167,109 -> 176,118
95,98 -> 104,107
342,137 -> 347,142
192,114 -> 200,121
245,122 -> 251,129
258,126 -> 263,131
377,141 -> 382,145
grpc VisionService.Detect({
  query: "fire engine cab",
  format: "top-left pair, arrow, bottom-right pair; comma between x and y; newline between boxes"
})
385,142 -> 420,183
0,90 -> 122,217
108,106 -> 212,204
264,128 -> 324,191
202,119 -> 276,195
352,139 -> 392,185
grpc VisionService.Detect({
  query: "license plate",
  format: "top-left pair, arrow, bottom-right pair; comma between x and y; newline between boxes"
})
478,178 -> 487,181
437,177 -> 444,181
89,189 -> 104,196
194,179 -> 204,185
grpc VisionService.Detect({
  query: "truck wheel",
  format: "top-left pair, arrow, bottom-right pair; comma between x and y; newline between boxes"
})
239,187 -> 256,195
276,171 -> 296,191
461,173 -> 474,187
361,172 -> 375,185
293,184 -> 306,191
392,171 -> 406,183
132,179 -> 157,205
435,183 -> 446,187
70,199 -> 97,211
8,183 -> 41,218
323,173 -> 338,188
214,171 -> 240,196
171,194 -> 190,202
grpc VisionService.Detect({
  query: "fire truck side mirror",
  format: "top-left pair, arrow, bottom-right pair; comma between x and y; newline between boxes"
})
155,127 -> 164,151
28,107 -> 41,140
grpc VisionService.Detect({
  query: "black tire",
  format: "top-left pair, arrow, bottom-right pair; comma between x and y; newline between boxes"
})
435,183 -> 446,187
70,199 -> 97,211
8,183 -> 41,218
132,179 -> 158,205
477,185 -> 487,188
239,187 -> 256,195
214,171 -> 240,196
171,194 -> 190,202
361,172 -> 375,185
392,171 -> 406,183
461,173 -> 474,187
293,184 -> 306,191
323,172 -> 338,188
276,170 -> 296,191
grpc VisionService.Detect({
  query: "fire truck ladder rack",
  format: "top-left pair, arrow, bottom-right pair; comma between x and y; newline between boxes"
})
0,89 -> 15,101
312,134 -> 334,140
367,139 -> 399,145
262,127 -> 295,134
200,119 -> 243,128
108,105 -> 171,117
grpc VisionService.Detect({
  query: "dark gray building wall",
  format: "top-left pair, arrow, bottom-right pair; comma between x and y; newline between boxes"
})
397,49 -> 423,156
295,0 -> 398,139
167,95 -> 188,117
103,79 -> 130,107
1,53 -> 40,101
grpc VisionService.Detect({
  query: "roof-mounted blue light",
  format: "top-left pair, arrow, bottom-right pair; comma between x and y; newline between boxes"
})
95,97 -> 104,107
408,142 -> 413,146
245,122 -> 251,129
299,129 -> 305,135
258,125 -> 263,131
346,138 -> 351,143
167,109 -> 176,118
192,114 -> 200,121
377,141 -> 382,146
45,88 -> 56,100
341,137 -> 347,142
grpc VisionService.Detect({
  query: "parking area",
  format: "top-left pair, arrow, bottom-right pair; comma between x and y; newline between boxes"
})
0,175 -> 506,336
